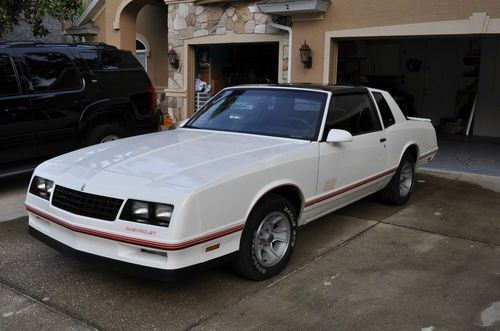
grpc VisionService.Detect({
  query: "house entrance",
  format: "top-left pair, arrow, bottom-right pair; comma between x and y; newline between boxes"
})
194,43 -> 279,111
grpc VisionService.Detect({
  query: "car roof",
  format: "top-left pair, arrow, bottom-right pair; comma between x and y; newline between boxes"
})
0,41 -> 117,50
228,84 -> 369,94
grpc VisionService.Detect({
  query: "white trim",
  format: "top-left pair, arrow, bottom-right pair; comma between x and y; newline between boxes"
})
114,0 -> 165,30
270,22 -> 292,83
136,33 -> 151,56
113,0 -> 135,30
75,0 -> 104,26
322,12 -> 500,84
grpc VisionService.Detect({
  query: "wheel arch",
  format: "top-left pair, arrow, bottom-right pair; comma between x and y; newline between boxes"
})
245,182 -> 305,224
78,100 -> 133,135
400,142 -> 419,164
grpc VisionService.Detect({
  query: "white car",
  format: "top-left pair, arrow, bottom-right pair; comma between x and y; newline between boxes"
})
26,85 -> 438,280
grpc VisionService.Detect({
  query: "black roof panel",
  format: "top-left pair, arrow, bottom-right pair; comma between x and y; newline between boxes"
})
0,42 -> 117,49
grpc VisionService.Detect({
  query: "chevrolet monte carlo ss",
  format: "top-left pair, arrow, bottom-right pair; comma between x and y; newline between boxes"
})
26,85 -> 438,280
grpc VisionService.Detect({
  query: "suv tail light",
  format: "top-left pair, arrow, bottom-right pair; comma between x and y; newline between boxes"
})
149,83 -> 157,113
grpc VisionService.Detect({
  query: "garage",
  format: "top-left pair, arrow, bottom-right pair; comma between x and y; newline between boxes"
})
336,36 -> 500,139
193,42 -> 279,110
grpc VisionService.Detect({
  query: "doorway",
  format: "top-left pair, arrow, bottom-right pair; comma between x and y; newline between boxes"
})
194,43 -> 279,111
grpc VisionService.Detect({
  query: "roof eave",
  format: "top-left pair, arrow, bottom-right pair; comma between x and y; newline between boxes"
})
257,0 -> 331,16
75,0 -> 104,26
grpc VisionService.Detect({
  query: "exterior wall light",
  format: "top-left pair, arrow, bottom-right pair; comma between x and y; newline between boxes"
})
168,47 -> 179,69
300,40 -> 312,69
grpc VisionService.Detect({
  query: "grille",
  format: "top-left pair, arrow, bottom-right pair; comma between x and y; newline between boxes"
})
52,185 -> 124,221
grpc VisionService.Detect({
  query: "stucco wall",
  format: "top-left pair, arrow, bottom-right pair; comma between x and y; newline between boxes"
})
137,4 -> 169,88
90,8 -> 107,43
292,0 -> 500,83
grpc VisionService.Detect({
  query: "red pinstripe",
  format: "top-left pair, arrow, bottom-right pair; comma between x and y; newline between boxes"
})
304,167 -> 397,207
419,148 -> 438,160
26,205 -> 244,251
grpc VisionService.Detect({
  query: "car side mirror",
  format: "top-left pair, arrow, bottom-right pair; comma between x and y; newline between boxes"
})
326,129 -> 353,143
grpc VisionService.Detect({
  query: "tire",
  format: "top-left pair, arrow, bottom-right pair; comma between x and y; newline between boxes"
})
86,124 -> 127,146
380,152 -> 415,205
232,194 -> 298,281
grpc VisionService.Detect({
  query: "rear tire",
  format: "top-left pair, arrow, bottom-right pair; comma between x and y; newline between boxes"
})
380,152 -> 415,205
232,194 -> 297,280
86,124 -> 126,146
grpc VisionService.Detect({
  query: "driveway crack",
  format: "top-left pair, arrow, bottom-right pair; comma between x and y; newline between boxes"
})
0,279 -> 100,330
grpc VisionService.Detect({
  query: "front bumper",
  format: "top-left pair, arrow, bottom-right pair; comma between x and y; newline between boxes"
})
29,226 -> 236,280
26,195 -> 243,277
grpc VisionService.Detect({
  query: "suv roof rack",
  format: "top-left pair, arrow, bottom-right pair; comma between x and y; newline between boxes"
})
0,41 -> 117,49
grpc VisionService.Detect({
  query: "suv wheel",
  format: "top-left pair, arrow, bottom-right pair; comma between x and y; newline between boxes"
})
86,124 -> 126,146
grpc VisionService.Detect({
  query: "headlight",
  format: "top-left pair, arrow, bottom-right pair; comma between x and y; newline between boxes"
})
120,200 -> 173,227
29,176 -> 54,200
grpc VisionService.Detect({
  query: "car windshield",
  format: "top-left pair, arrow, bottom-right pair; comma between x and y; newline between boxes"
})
185,88 -> 328,140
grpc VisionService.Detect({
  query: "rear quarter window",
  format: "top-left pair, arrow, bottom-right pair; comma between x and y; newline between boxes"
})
80,50 -> 142,71
24,52 -> 82,92
372,92 -> 396,128
0,54 -> 19,96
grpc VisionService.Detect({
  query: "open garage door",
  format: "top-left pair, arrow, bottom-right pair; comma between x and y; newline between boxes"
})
336,36 -> 500,139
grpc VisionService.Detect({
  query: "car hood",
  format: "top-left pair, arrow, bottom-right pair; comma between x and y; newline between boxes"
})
47,129 -> 307,188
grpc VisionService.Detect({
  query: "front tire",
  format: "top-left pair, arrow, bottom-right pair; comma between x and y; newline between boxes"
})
380,152 -> 415,205
232,194 -> 297,280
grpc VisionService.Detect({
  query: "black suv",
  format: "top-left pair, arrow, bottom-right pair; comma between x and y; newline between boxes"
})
0,42 -> 159,177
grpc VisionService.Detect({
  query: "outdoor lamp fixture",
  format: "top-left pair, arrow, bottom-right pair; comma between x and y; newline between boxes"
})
168,47 -> 179,69
300,40 -> 312,69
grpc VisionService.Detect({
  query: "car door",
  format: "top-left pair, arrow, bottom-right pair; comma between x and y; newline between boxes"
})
21,50 -> 86,159
0,51 -> 34,170
312,91 -> 388,217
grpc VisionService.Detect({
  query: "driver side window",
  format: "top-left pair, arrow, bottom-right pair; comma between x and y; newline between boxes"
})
323,93 -> 381,139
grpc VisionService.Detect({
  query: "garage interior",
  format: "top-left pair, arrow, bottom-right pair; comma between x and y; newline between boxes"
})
194,43 -> 279,110
337,36 -> 500,137
337,36 -> 500,176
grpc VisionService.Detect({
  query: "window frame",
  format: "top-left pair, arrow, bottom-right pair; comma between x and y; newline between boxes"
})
23,51 -> 83,94
322,91 -> 383,141
80,50 -> 143,72
0,52 -> 22,97
185,87 -> 330,141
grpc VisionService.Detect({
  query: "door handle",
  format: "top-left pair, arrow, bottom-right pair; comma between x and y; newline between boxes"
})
380,138 -> 387,143
4,107 -> 28,117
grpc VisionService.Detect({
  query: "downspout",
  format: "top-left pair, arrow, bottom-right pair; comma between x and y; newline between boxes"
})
270,22 -> 292,83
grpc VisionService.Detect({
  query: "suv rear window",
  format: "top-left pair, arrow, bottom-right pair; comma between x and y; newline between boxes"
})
0,54 -> 19,96
80,50 -> 141,71
24,52 -> 82,92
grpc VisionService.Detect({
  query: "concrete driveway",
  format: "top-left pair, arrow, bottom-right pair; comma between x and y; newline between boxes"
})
0,171 -> 499,330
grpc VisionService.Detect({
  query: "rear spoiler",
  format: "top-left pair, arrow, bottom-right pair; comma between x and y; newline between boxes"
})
407,116 -> 432,122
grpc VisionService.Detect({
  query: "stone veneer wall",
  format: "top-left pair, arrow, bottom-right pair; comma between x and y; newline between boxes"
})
165,1 -> 288,121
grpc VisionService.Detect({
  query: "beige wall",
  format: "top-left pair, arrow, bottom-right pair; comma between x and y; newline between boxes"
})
87,0 -> 168,88
91,8 -> 107,43
137,5 -> 169,88
292,0 -> 500,83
